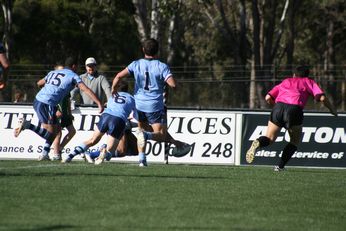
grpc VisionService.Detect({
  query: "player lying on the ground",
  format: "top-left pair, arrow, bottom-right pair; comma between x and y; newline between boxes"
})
62,81 -> 136,165
81,120 -> 138,164
81,116 -> 191,164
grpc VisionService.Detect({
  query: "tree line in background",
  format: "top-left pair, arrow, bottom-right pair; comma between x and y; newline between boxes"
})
0,0 -> 345,111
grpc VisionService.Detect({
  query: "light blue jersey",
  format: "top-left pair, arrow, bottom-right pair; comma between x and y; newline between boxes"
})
36,68 -> 82,106
127,58 -> 172,112
104,92 -> 136,122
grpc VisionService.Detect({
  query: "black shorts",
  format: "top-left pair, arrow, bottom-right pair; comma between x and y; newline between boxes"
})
60,115 -> 74,128
270,102 -> 303,129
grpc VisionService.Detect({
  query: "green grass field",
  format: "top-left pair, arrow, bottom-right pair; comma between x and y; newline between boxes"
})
0,160 -> 345,231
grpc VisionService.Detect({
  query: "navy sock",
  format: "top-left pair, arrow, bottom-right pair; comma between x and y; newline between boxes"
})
29,124 -> 53,141
71,144 -> 88,157
257,136 -> 270,148
278,143 -> 297,168
42,141 -> 52,156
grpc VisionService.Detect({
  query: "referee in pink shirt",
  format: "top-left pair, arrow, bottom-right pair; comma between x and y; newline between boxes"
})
246,65 -> 338,171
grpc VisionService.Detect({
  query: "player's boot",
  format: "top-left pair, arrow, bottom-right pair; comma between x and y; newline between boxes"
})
61,155 -> 73,163
82,152 -> 94,164
172,143 -> 191,157
274,165 -> 285,172
51,153 -> 62,161
246,140 -> 259,163
95,144 -> 107,165
14,118 -> 29,138
38,154 -> 50,161
139,159 -> 148,167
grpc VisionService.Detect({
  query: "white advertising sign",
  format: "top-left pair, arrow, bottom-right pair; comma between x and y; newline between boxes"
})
0,105 -> 237,165
165,110 -> 236,165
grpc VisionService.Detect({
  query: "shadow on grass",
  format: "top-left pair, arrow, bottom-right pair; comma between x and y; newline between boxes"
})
2,224 -> 78,231
6,225 -> 272,231
0,171 -> 228,180
135,226 -> 274,231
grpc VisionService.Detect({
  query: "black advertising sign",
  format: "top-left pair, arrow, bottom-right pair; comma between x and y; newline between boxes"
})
241,113 -> 346,168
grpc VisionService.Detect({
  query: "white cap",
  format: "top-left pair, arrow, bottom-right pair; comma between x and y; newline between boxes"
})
85,57 -> 97,66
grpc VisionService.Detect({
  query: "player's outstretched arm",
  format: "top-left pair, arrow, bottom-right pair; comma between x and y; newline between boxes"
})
166,76 -> 176,90
320,95 -> 337,116
112,68 -> 129,95
78,82 -> 104,113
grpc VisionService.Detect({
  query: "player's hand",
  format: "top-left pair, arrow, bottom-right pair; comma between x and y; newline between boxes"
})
98,103 -> 104,114
265,94 -> 275,105
56,110 -> 62,118
111,88 -> 118,96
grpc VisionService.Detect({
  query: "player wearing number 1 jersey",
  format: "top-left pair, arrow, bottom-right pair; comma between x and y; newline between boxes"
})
112,38 -> 191,167
14,57 -> 103,161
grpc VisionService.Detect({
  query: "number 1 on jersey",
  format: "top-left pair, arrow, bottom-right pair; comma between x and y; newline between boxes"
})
144,71 -> 150,91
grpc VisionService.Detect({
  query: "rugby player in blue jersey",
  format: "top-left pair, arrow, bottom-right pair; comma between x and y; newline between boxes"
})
62,81 -> 136,164
111,38 -> 191,167
14,57 -> 103,161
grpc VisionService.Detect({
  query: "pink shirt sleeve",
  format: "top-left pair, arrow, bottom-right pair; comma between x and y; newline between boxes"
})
268,84 -> 280,99
306,78 -> 324,100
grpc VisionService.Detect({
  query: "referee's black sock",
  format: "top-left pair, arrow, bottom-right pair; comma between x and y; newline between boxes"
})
257,136 -> 270,148
278,143 -> 297,168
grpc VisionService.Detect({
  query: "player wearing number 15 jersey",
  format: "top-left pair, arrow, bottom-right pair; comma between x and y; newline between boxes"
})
14,57 -> 103,161
111,38 -> 191,167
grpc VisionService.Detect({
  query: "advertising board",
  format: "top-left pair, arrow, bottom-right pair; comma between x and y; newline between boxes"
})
241,113 -> 346,167
0,106 -> 237,165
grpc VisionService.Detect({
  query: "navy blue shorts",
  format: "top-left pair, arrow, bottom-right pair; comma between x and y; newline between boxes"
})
137,109 -> 167,125
270,102 -> 303,129
97,113 -> 126,139
33,99 -> 58,125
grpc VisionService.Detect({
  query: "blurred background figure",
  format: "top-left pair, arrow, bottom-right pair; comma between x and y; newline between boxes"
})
71,57 -> 111,105
0,42 -> 9,91
13,89 -> 26,103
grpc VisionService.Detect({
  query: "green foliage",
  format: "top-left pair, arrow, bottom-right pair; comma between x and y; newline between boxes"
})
1,0 -> 346,108
11,0 -> 139,66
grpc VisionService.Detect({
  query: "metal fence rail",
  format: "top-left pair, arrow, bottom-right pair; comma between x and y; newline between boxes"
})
1,64 -> 345,111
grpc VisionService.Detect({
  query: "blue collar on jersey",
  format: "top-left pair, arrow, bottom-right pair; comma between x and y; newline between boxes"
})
87,71 -> 99,80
